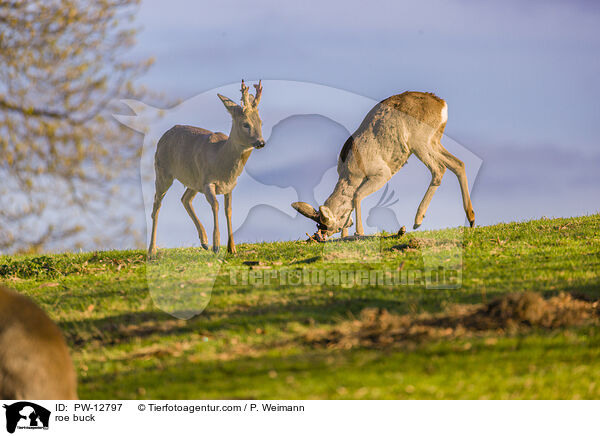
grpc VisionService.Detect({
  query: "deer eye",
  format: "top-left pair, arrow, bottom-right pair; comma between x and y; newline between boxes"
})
242,122 -> 251,129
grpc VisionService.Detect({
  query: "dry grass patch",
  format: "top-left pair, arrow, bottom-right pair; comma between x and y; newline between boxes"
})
306,292 -> 600,349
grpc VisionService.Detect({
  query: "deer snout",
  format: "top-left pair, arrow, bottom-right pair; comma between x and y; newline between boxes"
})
253,139 -> 265,149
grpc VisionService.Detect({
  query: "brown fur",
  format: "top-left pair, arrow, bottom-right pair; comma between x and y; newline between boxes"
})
293,91 -> 475,236
148,81 -> 265,255
0,286 -> 77,399
339,136 -> 354,163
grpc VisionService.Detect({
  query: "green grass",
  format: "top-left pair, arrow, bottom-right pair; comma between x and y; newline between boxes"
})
1,214 -> 600,399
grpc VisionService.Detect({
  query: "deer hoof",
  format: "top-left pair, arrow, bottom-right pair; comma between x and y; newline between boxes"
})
212,246 -> 220,253
413,223 -> 421,230
227,245 -> 237,254
469,219 -> 475,228
201,243 -> 209,250
397,226 -> 406,236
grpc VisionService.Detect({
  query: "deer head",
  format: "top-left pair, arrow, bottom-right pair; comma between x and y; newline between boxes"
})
291,201 -> 353,237
217,80 -> 265,149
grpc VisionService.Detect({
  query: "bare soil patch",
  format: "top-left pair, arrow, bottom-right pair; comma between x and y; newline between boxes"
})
305,292 -> 600,349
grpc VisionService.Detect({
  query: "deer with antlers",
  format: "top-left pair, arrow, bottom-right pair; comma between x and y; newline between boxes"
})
148,80 -> 264,256
293,91 -> 475,240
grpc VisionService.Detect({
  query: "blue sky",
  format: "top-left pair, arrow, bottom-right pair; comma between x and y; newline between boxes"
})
133,0 -> 599,146
116,0 -> 600,249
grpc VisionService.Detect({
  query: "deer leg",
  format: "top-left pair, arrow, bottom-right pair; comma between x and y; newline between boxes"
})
181,188 -> 209,250
148,173 -> 174,257
224,192 -> 236,254
353,172 -> 390,236
354,199 -> 364,235
440,148 -> 475,227
414,164 -> 446,229
341,227 -> 349,238
204,184 -> 220,253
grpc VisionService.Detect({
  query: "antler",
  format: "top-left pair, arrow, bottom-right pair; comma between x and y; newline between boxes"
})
240,79 -> 251,108
252,80 -> 262,107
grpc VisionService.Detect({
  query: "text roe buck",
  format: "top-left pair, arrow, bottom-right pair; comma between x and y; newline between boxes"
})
149,80 -> 265,255
293,91 -> 475,239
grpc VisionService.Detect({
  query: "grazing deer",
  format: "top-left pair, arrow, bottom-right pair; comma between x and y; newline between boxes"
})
0,285 -> 77,399
292,92 -> 475,240
148,80 -> 265,256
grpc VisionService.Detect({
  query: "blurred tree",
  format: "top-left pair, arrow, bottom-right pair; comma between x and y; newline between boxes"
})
0,0 -> 152,252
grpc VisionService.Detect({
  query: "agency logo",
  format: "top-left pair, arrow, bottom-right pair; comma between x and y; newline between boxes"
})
2,402 -> 50,434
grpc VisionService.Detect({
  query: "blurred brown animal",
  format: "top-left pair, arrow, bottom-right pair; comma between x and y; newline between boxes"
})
0,285 -> 77,399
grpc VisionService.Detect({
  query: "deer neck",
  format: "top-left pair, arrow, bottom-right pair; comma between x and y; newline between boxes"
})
220,129 -> 253,179
323,173 -> 361,226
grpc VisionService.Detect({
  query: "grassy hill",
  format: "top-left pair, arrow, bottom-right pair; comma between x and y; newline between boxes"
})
1,214 -> 599,399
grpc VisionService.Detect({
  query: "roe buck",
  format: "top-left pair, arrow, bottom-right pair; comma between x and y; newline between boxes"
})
292,92 -> 475,240
0,285 -> 77,399
148,80 -> 265,256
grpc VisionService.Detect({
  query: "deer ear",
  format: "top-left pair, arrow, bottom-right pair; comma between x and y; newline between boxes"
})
292,202 -> 320,222
318,206 -> 336,228
217,94 -> 241,115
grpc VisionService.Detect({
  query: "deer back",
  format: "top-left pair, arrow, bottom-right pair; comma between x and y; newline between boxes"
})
155,125 -> 229,192
339,92 -> 448,175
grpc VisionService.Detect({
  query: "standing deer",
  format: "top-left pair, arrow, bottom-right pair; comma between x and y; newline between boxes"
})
292,92 -> 475,240
148,80 -> 265,256
0,285 -> 77,399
